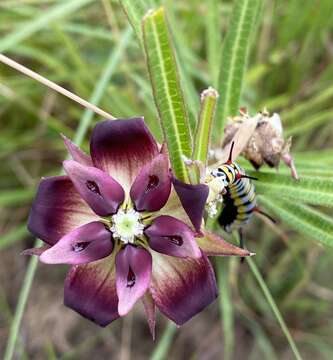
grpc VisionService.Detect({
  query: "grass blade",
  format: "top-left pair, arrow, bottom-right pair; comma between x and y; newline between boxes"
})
142,7 -> 192,182
246,257 -> 303,360
215,0 -> 261,142
217,259 -> 234,360
4,239 -> 42,360
0,225 -> 29,251
0,0 -> 93,52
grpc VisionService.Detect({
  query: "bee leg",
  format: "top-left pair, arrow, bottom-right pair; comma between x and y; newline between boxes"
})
239,228 -> 246,263
254,207 -> 276,224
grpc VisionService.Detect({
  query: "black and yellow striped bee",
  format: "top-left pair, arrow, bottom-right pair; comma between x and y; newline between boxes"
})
205,142 -> 274,250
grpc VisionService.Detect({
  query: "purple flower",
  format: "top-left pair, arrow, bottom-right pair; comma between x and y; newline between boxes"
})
26,117 -> 250,335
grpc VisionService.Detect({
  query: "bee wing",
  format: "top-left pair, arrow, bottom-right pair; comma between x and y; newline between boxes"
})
213,114 -> 260,165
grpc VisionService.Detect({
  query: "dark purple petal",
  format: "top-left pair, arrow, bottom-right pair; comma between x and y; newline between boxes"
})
39,222 -> 113,265
63,160 -> 125,216
142,292 -> 156,340
130,154 -> 171,212
145,216 -> 201,258
64,256 -> 119,327
198,230 -> 254,257
115,245 -> 152,316
28,176 -> 98,245
90,118 -> 158,192
62,134 -> 93,166
172,178 -> 209,232
150,250 -> 218,325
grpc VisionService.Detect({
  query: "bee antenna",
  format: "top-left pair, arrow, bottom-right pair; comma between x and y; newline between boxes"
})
227,141 -> 235,164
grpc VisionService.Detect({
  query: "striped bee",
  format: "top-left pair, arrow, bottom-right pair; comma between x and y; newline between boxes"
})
205,142 -> 274,250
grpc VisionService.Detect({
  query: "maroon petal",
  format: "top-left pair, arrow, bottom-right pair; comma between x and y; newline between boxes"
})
198,230 -> 254,257
150,250 -> 218,325
142,292 -> 156,340
21,245 -> 50,256
115,245 -> 152,316
172,178 -> 209,232
39,222 -> 113,265
63,160 -> 125,216
90,118 -> 158,192
130,154 -> 171,212
64,256 -> 119,327
62,134 -> 93,166
28,176 -> 99,245
145,216 -> 201,258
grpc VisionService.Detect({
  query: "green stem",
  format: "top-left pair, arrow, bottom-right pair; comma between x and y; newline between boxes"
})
4,239 -> 42,360
4,28 -> 132,360
246,257 -> 303,360
150,321 -> 177,360
216,258 -> 234,360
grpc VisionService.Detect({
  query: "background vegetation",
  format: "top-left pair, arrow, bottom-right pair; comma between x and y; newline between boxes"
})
1,0 -> 333,359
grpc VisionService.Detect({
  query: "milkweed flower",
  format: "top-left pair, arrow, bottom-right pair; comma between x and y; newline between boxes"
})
26,117 -> 250,335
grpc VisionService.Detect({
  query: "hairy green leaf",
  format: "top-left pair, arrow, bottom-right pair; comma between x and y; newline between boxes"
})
259,195 -> 333,247
248,171 -> 333,207
215,0 -> 261,141
142,7 -> 192,182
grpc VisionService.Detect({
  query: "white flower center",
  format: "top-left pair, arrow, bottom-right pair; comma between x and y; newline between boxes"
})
110,208 -> 144,244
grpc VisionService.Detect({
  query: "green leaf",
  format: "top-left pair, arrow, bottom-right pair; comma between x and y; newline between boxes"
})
215,0 -> 261,141
248,171 -> 333,207
142,7 -> 192,182
259,195 -> 333,247
193,87 -> 218,165
0,0 -> 93,52
119,0 -> 150,45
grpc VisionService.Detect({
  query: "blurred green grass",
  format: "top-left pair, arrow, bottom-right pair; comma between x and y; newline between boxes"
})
1,0 -> 333,359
